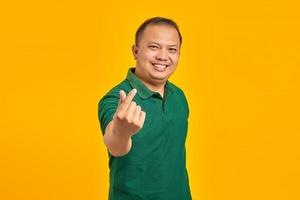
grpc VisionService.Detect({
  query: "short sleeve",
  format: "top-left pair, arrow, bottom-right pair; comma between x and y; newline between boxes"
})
178,88 -> 190,119
98,91 -> 119,135
183,92 -> 190,119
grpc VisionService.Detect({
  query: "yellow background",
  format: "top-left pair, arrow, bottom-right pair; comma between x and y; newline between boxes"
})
1,0 -> 300,199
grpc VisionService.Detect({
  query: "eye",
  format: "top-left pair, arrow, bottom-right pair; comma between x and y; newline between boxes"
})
148,45 -> 158,49
169,48 -> 177,53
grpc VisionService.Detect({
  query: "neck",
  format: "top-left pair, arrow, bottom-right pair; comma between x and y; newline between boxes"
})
134,69 -> 166,97
143,81 -> 165,97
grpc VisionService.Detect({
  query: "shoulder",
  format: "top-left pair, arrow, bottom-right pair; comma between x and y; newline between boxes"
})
167,81 -> 187,99
99,79 -> 131,102
167,81 -> 190,116
98,79 -> 131,121
98,79 -> 131,113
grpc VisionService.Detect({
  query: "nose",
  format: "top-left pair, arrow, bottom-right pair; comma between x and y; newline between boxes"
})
156,49 -> 168,61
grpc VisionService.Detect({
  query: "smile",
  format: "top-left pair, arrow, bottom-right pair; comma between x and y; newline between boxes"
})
152,63 -> 169,71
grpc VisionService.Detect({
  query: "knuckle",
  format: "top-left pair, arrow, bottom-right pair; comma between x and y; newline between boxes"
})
137,123 -> 143,129
133,119 -> 139,124
116,113 -> 123,120
133,120 -> 141,127
125,117 -> 132,123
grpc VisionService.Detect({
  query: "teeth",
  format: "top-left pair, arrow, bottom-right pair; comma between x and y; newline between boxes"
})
153,64 -> 167,72
154,64 -> 166,68
153,64 -> 167,69
153,64 -> 166,72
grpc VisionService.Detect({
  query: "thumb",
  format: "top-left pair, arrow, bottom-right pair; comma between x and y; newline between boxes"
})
118,90 -> 126,105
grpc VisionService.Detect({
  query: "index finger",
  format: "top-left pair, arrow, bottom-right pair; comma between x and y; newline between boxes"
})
122,88 -> 137,106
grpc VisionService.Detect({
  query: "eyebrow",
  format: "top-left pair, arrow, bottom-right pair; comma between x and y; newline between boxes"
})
147,42 -> 178,48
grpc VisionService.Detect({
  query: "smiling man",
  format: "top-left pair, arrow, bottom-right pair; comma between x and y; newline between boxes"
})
98,17 -> 192,200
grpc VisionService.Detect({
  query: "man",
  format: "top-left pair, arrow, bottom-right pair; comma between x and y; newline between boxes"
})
98,17 -> 192,200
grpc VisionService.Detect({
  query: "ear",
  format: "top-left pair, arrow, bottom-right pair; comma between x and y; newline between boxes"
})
131,45 -> 138,60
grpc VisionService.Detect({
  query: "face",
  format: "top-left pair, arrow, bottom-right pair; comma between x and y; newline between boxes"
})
132,24 -> 181,85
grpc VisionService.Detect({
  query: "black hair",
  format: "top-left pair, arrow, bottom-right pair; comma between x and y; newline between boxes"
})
135,17 -> 182,47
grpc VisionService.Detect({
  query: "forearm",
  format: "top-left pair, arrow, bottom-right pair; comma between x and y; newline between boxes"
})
103,121 -> 132,157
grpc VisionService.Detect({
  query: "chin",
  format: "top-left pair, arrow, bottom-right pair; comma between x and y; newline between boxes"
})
149,73 -> 169,82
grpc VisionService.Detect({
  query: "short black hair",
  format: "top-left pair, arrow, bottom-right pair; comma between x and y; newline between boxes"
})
135,17 -> 182,47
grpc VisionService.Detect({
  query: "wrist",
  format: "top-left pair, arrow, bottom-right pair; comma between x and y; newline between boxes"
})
111,121 -> 131,140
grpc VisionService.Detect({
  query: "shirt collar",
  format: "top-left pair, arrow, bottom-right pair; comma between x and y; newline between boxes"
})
126,67 -> 174,99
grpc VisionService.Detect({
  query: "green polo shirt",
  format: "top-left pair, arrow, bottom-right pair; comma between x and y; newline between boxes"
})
98,68 -> 192,200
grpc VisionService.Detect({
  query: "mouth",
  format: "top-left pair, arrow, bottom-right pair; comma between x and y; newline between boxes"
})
152,63 -> 169,72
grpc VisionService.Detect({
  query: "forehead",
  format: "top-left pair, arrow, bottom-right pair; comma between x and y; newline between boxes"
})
140,24 -> 180,46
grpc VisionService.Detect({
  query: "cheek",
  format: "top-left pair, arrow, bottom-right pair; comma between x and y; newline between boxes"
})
170,55 -> 179,64
147,51 -> 157,59
140,51 -> 155,62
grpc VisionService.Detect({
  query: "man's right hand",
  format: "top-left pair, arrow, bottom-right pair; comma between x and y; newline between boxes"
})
112,88 -> 146,138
